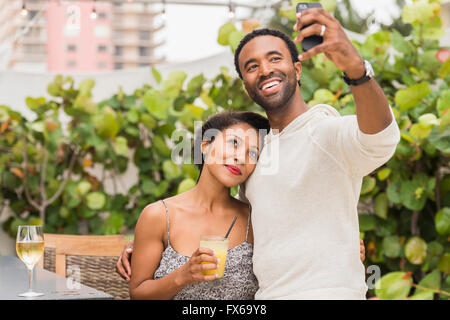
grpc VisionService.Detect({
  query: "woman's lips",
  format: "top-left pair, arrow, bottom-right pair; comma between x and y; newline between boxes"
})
225,165 -> 242,175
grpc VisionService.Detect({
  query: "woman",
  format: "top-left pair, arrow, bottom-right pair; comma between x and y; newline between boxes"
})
126,110 -> 366,300
129,111 -> 270,299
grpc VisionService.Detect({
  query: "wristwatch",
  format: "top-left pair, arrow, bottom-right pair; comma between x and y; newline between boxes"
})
342,60 -> 374,86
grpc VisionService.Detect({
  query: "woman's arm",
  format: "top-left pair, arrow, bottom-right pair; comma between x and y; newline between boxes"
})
129,202 -> 219,300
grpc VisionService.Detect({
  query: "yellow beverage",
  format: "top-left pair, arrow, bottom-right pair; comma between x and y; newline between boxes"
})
200,236 -> 229,279
16,241 -> 44,269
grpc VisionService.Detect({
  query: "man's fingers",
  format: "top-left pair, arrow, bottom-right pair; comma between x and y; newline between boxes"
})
123,251 -> 132,276
298,43 -> 328,61
294,23 -> 323,44
116,260 -> 130,281
294,8 -> 334,31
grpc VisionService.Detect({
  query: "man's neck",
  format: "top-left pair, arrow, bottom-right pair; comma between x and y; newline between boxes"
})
265,88 -> 309,133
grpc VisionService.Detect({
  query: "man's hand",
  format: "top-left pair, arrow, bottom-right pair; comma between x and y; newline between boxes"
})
293,8 -> 365,79
116,241 -> 133,281
360,239 -> 366,262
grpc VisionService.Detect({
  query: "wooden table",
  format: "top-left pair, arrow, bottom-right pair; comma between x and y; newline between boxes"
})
0,256 -> 113,300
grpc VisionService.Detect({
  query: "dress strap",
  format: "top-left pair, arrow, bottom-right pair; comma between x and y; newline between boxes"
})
161,199 -> 170,246
245,204 -> 251,241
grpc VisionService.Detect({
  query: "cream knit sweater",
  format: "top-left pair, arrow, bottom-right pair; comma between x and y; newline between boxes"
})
238,104 -> 400,300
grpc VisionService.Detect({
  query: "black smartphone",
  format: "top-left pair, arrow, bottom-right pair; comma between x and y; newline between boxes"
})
296,2 -> 323,52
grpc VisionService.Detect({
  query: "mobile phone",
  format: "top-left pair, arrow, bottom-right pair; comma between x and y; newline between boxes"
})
296,2 -> 323,52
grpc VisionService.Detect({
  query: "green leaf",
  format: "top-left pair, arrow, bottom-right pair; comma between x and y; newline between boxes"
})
386,180 -> 402,204
94,108 -> 119,139
151,67 -> 162,84
377,168 -> 391,181
76,181 -> 92,196
218,22 -> 237,46
86,192 -> 106,210
113,136 -> 129,156
437,253 -> 450,274
400,181 -> 427,211
438,59 -> 450,79
374,192 -> 389,219
143,89 -> 171,120
409,123 -> 432,140
394,82 -> 431,112
162,160 -> 182,180
79,78 -> 95,96
177,178 -> 196,194
415,269 -> 441,296
152,135 -> 171,157
228,30 -> 245,53
140,113 -> 157,130
405,237 -> 427,265
186,74 -> 206,96
428,125 -> 450,154
358,214 -> 376,232
313,89 -> 334,104
163,71 -> 187,98
361,176 -> 376,195
375,272 -> 412,300
435,207 -> 450,235
382,235 -> 401,258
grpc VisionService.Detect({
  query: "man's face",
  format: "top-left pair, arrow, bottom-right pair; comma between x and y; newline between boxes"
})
238,35 -> 302,112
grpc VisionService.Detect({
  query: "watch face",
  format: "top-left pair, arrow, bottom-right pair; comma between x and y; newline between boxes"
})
364,60 -> 374,77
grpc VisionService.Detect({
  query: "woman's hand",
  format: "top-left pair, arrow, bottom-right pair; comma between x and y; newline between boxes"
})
176,247 -> 220,286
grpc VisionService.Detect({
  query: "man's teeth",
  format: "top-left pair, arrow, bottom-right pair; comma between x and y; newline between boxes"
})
262,81 -> 280,90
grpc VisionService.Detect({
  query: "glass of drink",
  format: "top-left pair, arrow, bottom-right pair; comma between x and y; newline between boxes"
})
200,235 -> 229,279
16,225 -> 45,297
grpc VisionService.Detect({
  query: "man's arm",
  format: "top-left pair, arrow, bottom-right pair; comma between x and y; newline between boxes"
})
293,8 -> 393,134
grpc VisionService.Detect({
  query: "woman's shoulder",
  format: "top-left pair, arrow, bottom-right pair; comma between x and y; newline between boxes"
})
229,196 -> 251,219
136,201 -> 167,232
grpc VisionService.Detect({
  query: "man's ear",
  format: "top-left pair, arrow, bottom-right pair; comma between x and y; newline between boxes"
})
294,61 -> 302,83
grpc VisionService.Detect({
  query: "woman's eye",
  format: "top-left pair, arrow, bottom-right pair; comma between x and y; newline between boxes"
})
249,151 -> 258,159
229,139 -> 239,147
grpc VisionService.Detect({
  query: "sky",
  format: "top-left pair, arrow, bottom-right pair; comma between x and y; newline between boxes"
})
163,0 -> 402,63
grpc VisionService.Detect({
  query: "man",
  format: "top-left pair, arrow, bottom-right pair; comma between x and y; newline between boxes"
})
117,8 -> 399,299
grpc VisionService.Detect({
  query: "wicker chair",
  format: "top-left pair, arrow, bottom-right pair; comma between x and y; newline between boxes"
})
39,234 -> 130,300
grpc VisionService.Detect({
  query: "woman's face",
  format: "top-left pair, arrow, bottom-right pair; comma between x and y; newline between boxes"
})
202,122 -> 262,188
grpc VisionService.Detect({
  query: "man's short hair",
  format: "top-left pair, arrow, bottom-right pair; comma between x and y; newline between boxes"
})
234,28 -> 300,80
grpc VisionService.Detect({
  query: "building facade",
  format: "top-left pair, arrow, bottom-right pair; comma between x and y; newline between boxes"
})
0,0 -> 165,72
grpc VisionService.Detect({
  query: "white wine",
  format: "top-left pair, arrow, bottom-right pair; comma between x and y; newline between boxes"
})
16,241 -> 44,268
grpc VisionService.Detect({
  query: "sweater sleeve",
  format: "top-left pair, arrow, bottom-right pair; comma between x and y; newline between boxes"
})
330,107 -> 400,177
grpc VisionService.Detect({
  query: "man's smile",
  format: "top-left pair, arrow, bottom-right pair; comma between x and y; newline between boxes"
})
259,78 -> 283,96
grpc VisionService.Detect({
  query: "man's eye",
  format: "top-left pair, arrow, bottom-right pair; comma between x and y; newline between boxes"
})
248,65 -> 257,71
271,57 -> 281,62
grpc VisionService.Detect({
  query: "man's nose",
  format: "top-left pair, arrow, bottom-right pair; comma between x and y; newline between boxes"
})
259,60 -> 273,77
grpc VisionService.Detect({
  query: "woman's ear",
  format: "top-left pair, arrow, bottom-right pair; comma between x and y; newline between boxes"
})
201,140 -> 211,163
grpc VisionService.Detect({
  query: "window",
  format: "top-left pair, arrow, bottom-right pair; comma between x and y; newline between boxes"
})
66,60 -> 77,68
97,61 -> 108,69
139,31 -> 150,41
139,63 -> 150,67
114,63 -> 123,69
139,46 -> 150,57
67,44 -> 77,52
97,45 -> 107,53
98,12 -> 107,19
114,46 -> 123,56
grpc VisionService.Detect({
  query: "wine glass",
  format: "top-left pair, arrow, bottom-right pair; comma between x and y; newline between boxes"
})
16,225 -> 45,297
